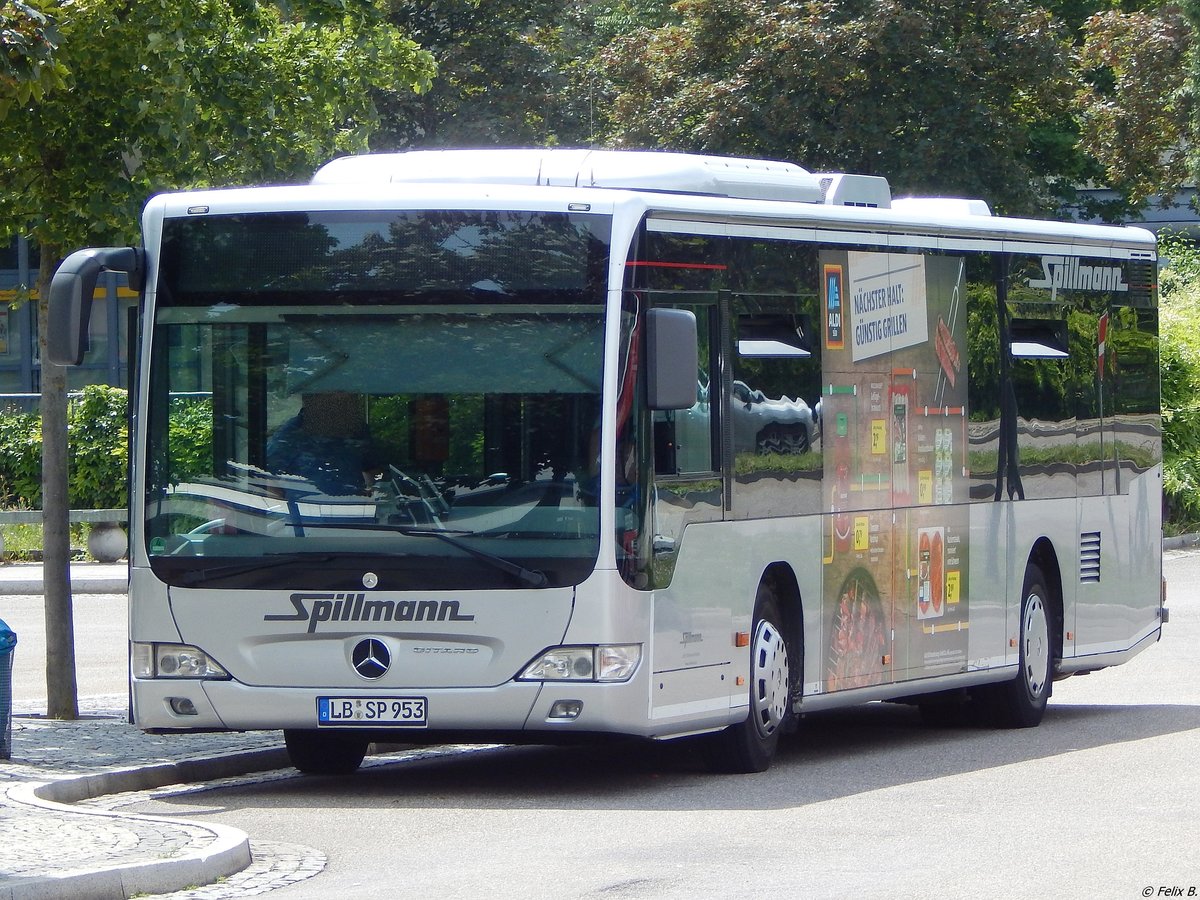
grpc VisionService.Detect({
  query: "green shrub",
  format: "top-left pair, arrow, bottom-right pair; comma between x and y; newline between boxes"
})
0,384 -> 129,509
0,388 -> 215,515
67,384 -> 129,509
1159,231 -> 1200,532
0,405 -> 42,506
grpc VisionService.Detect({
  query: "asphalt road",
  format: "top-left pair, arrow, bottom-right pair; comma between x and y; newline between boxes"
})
3,591 -> 128,706
120,551 -> 1200,900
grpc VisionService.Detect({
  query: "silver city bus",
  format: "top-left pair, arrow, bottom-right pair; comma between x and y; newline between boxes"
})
49,149 -> 1166,774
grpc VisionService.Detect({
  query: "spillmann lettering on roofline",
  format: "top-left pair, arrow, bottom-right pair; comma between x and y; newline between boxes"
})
265,593 -> 476,633
1028,255 -> 1128,293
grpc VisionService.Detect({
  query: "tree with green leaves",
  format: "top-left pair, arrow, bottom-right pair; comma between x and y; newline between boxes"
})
596,0 -> 1077,214
1075,4 -> 1192,212
0,0 -> 433,718
0,0 -> 65,114
377,0 -> 579,148
372,0 -> 1200,222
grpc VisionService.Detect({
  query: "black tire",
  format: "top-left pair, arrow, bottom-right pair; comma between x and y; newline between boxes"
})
705,583 -> 794,773
978,564 -> 1054,728
284,729 -> 369,775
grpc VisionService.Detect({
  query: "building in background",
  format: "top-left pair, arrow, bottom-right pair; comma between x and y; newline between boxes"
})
0,236 -> 137,410
1074,187 -> 1199,237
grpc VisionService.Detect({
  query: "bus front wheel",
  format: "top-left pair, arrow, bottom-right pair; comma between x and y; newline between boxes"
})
705,584 -> 792,773
284,729 -> 369,775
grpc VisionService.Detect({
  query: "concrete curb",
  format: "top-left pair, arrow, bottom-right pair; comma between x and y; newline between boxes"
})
2,747 -> 292,900
0,575 -> 128,595
24,747 -> 292,804
71,575 -> 129,594
0,563 -> 128,596
1163,533 -> 1200,551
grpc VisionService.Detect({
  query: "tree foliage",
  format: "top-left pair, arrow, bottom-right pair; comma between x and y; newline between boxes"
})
0,0 -> 434,251
376,0 -> 574,148
595,0 -> 1078,214
0,0 -> 65,116
1075,5 -> 1192,210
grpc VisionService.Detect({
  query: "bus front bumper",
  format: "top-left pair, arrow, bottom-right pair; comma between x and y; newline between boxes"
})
131,673 -> 740,741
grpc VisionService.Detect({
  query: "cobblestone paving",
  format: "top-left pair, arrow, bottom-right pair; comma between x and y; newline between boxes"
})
0,695 -> 325,897
81,769 -> 330,898
3,695 -> 283,777
0,796 -> 217,880
148,841 -> 327,899
0,803 -> 149,878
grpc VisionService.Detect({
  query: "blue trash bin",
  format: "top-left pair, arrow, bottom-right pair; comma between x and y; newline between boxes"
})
0,618 -> 16,760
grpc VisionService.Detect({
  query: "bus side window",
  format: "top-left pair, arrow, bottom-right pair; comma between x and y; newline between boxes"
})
1108,304 -> 1160,487
729,298 -> 823,520
653,303 -> 717,477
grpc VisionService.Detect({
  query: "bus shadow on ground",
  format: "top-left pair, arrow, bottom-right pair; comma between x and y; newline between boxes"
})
150,699 -> 1200,814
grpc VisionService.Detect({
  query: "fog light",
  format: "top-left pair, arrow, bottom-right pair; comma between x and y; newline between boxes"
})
548,700 -> 583,720
169,697 -> 198,716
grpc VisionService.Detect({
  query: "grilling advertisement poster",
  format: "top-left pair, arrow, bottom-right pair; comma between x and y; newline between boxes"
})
820,251 -> 970,692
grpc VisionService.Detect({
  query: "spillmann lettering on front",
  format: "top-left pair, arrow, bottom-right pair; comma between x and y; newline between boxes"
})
266,593 -> 476,633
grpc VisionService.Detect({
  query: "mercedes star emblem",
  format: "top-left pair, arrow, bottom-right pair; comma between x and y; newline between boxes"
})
352,638 -> 390,679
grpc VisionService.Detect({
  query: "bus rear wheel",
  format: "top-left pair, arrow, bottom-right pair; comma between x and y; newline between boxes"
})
979,564 -> 1053,728
284,729 -> 369,775
705,585 -> 792,773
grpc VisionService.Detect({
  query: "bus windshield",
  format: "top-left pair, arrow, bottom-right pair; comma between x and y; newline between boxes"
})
143,209 -> 610,591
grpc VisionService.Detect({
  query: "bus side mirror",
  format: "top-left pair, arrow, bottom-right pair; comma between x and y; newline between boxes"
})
48,246 -> 144,366
646,307 -> 698,410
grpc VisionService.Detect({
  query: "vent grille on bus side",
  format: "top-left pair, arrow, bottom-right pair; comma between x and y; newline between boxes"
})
1080,532 -> 1102,583
1125,260 -> 1157,308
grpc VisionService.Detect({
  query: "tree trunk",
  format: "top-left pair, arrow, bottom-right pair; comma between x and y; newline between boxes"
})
38,250 -> 78,720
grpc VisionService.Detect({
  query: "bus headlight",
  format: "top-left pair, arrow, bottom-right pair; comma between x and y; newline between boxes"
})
518,644 -> 641,683
132,642 -> 230,679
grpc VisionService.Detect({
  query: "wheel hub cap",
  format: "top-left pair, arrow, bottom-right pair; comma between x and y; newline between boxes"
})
751,620 -> 790,738
1023,595 -> 1050,699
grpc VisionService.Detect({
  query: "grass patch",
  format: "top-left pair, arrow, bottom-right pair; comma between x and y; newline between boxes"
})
0,522 -> 93,561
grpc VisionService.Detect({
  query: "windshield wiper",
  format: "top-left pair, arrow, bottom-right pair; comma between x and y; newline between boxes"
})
173,554 -> 338,587
395,527 -> 549,588
168,530 -> 549,589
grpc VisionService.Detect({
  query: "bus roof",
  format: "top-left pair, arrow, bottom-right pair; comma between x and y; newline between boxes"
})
312,148 -> 895,210
148,149 -> 1155,255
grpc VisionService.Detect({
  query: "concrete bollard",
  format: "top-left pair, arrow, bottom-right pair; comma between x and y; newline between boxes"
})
87,522 -> 128,563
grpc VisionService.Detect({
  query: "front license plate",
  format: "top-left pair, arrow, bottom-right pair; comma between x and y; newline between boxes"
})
317,696 -> 428,727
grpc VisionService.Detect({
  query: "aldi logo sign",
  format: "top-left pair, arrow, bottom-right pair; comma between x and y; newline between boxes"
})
824,264 -> 845,350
